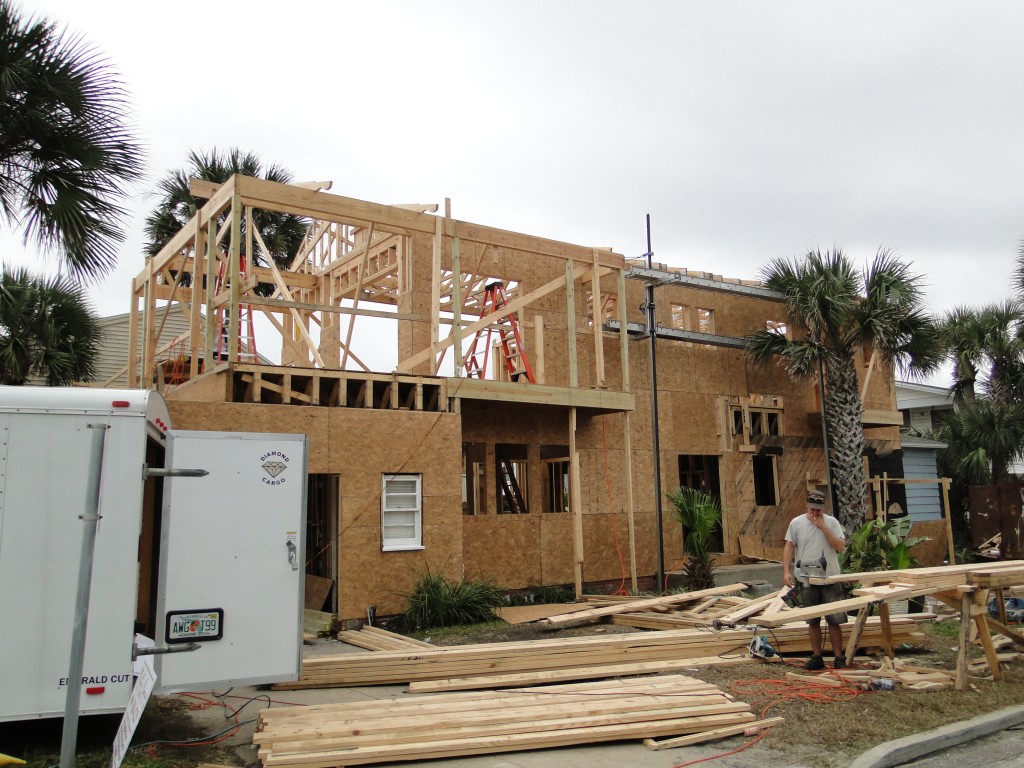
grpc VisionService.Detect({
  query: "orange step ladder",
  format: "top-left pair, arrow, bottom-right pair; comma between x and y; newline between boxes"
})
463,281 -> 535,383
213,256 -> 258,362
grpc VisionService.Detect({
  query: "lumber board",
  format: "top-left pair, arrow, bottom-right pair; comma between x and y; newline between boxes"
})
643,716 -> 784,750
755,583 -> 938,627
540,584 -> 748,626
406,654 -> 777,693
809,560 -> 1024,586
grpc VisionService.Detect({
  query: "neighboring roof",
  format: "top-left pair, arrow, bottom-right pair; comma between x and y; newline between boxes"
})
895,380 -> 954,411
900,434 -> 948,450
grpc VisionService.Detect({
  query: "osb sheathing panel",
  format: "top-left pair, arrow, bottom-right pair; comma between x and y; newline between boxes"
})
728,438 -> 826,552
168,371 -> 233,403
339,522 -> 462,618
462,514 -> 543,587
539,513 -> 575,584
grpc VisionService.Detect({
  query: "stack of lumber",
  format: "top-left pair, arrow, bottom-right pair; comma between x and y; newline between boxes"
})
275,620 -> 926,691
335,626 -> 433,652
255,675 -> 772,767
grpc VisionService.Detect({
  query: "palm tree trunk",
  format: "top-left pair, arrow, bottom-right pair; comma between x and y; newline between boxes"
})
824,355 -> 867,532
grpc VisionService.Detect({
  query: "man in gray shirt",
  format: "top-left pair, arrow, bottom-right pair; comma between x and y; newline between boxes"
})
783,490 -> 847,670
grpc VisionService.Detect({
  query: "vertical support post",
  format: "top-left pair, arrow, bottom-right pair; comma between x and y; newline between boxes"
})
141,260 -> 157,387
534,315 -> 545,384
974,591 -> 1002,681
430,205 -> 444,373
189,217 -> 205,378
877,602 -> 895,659
956,590 -> 972,690
644,215 -> 666,590
844,605 -> 870,662
569,407 -> 584,597
623,411 -> 638,592
590,249 -> 605,388
127,286 -> 140,387
228,189 -> 242,363
565,261 -> 579,388
941,478 -> 955,563
617,266 -> 630,393
203,216 -> 218,367
451,234 -> 462,376
59,424 -> 109,768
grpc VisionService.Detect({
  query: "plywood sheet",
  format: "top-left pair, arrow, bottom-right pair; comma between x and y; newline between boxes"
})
494,603 -> 587,624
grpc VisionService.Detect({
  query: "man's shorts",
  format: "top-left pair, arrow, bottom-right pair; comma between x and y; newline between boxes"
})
797,582 -> 848,625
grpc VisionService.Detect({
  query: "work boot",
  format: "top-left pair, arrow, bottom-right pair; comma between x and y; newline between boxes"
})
803,654 -> 825,671
833,655 -> 848,670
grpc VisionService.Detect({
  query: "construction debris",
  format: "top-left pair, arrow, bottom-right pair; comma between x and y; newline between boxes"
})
256,675 -> 772,767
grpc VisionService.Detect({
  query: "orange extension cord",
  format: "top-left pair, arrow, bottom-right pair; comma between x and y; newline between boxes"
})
670,664 -> 875,768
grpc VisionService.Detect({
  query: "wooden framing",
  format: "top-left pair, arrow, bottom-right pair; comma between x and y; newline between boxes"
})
135,175 -> 908,620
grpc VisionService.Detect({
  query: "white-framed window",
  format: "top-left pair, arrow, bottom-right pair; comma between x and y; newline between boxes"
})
381,474 -> 423,551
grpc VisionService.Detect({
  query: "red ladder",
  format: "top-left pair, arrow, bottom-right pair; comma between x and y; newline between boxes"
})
463,281 -> 535,383
214,256 -> 258,362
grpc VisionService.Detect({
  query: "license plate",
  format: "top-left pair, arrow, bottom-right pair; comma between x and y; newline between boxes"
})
166,609 -> 223,643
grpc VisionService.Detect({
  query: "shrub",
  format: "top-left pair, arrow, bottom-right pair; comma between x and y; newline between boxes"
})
404,571 -> 505,630
667,486 -> 721,591
840,517 -> 929,572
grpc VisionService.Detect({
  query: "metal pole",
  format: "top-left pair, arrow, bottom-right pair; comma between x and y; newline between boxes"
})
644,215 -> 666,591
816,358 -> 835,506
60,423 -> 109,768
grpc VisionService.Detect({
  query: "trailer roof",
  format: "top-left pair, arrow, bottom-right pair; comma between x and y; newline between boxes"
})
0,386 -> 170,426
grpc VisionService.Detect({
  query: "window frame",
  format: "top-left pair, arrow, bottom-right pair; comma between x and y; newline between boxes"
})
381,473 -> 424,551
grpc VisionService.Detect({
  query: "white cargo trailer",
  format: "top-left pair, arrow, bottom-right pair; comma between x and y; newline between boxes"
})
0,386 -> 308,722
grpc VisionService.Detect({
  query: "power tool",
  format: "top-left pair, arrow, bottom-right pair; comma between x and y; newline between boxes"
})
747,633 -> 776,659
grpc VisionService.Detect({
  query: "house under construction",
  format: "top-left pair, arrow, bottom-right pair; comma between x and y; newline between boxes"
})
131,175 -> 903,619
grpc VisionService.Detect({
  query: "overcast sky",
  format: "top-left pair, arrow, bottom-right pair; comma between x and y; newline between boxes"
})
10,1 -> 1024,380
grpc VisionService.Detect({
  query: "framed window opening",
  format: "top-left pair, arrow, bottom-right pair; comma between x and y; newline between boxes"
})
462,443 -> 486,515
496,443 -> 529,514
678,454 -> 724,552
752,454 -> 779,506
541,444 -> 570,513
381,474 -> 423,550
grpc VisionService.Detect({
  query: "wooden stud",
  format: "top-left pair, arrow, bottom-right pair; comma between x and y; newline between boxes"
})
956,590 -> 972,690
534,314 -> 544,385
877,602 -> 895,659
566,261 -> 579,388
451,235 -> 462,375
570,407 -> 583,597
591,249 -> 605,388
623,411 -> 637,592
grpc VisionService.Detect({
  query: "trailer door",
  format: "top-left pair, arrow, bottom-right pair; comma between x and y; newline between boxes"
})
154,431 -> 307,692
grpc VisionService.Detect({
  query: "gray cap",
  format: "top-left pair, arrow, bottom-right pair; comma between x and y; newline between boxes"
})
807,490 -> 826,507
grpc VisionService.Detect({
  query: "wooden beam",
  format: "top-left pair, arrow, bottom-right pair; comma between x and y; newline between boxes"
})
445,378 -> 634,412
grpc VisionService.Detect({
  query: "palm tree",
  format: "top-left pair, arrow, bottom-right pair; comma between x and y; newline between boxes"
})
746,249 -> 941,532
0,267 -> 100,385
0,0 -> 143,281
144,148 -> 308,288
937,306 -> 988,406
